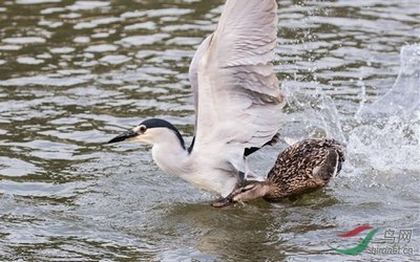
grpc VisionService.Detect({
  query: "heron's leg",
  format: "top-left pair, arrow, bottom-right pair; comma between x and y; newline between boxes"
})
211,171 -> 250,208
211,174 -> 250,208
238,171 -> 245,184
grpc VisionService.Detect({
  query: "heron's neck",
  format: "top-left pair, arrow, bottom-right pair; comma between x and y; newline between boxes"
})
151,132 -> 191,176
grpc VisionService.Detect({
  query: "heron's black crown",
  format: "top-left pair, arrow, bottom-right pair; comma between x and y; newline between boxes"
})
140,118 -> 186,150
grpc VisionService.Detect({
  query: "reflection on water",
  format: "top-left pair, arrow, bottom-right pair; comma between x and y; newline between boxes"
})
0,0 -> 419,260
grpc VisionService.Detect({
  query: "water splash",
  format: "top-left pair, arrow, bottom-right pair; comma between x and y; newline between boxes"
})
349,44 -> 420,172
283,44 -> 420,173
357,45 -> 420,120
281,85 -> 346,145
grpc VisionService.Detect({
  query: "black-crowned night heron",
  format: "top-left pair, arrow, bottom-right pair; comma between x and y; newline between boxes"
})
108,0 -> 284,201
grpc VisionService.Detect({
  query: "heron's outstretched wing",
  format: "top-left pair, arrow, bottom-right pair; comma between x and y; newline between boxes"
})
189,0 -> 284,162
189,34 -> 212,113
188,34 -> 212,144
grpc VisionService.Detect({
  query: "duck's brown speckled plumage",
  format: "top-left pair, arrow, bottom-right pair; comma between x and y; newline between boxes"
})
263,138 -> 345,201
211,138 -> 345,207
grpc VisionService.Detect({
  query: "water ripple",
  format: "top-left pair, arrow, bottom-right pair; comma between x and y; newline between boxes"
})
0,0 -> 419,260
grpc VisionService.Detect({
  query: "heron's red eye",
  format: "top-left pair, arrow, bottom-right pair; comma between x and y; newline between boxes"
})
139,125 -> 147,132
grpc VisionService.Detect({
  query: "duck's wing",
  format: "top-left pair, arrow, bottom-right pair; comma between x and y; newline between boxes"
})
188,0 -> 284,167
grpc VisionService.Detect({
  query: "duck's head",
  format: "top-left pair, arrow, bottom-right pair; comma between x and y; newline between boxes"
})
231,181 -> 271,202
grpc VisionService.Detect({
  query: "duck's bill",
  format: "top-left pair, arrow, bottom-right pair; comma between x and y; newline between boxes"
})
107,130 -> 138,144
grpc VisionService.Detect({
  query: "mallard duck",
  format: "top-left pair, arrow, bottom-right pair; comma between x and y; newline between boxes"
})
212,138 -> 345,207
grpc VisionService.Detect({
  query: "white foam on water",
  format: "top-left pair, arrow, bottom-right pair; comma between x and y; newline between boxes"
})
348,117 -> 420,172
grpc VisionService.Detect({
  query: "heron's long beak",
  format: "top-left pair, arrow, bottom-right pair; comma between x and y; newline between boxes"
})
108,129 -> 138,144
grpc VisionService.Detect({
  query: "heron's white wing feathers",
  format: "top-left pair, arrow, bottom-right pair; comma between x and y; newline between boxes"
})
190,0 -> 284,161
188,34 -> 212,131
